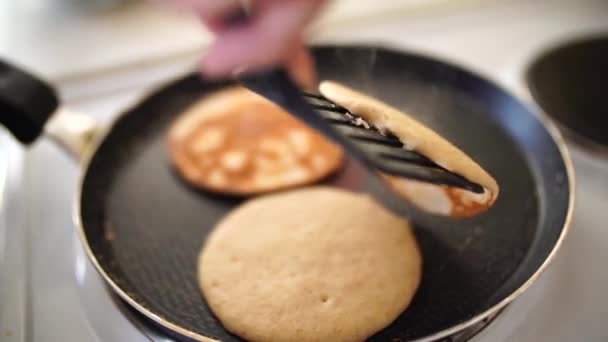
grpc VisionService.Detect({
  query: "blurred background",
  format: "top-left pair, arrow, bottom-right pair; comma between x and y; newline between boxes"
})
1,0 -> 606,101
0,0 -> 607,341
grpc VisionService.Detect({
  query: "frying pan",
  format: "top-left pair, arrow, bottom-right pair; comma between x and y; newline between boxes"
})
0,45 -> 573,341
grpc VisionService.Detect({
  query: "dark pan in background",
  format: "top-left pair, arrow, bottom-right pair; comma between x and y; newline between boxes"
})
527,36 -> 608,154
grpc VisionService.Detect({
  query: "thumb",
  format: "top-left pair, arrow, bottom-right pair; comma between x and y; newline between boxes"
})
285,40 -> 317,90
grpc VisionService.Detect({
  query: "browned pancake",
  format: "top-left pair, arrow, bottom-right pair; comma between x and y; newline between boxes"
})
167,87 -> 343,195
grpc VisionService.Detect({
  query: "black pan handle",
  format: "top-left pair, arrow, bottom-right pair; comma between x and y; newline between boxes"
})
0,59 -> 59,144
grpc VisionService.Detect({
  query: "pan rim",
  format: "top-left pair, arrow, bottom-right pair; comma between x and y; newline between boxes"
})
72,44 -> 575,342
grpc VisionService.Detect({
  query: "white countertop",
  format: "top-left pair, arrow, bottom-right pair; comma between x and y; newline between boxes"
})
0,0 -> 474,80
1,0 -> 488,81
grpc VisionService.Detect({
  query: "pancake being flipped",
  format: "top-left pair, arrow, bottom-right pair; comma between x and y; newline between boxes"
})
319,81 -> 499,217
167,87 -> 343,195
198,187 -> 422,342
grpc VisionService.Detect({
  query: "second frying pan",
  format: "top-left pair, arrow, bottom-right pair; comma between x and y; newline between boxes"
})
0,45 -> 573,341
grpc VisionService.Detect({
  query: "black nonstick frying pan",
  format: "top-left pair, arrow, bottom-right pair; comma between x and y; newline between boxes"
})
0,45 -> 573,341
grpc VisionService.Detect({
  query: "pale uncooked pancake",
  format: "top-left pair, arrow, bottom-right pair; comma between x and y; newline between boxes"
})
198,187 -> 422,342
319,81 -> 499,217
167,87 -> 343,195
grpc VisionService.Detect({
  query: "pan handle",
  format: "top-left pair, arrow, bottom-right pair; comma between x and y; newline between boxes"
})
0,59 -> 59,144
0,59 -> 101,160
44,108 -> 101,161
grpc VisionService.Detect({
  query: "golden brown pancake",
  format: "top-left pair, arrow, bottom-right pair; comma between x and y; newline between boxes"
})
319,81 -> 499,217
167,87 -> 343,195
198,187 -> 421,342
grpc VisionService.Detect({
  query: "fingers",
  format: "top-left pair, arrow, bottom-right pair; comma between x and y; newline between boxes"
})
285,42 -> 316,89
201,0 -> 325,78
167,0 -> 242,20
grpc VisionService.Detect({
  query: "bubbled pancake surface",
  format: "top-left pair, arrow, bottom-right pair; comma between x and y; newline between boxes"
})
198,187 -> 422,342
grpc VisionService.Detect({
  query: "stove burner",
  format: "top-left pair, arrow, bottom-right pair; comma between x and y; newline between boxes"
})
527,36 -> 608,152
110,289 -> 505,342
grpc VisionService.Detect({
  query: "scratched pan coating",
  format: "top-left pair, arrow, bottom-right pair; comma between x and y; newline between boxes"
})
79,46 -> 571,341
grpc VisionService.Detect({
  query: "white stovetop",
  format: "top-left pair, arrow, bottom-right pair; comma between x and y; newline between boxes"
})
1,0 -> 608,341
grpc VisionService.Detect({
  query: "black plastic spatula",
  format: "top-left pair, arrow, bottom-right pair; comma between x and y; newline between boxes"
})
238,69 -> 483,193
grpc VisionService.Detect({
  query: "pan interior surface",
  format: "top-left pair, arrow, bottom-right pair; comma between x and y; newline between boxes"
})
80,46 -> 570,341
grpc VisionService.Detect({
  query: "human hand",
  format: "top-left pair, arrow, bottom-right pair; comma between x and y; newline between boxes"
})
168,0 -> 327,88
